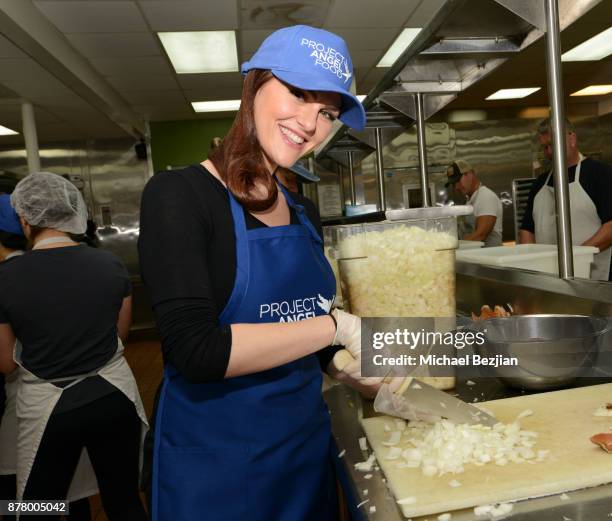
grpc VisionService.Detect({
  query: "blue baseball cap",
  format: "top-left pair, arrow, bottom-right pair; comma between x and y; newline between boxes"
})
289,162 -> 320,182
0,194 -> 24,236
241,25 -> 366,131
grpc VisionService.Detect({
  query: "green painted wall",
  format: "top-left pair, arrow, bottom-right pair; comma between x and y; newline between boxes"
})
150,118 -> 234,172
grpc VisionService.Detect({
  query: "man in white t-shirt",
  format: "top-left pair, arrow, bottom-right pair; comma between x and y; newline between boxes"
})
446,159 -> 503,247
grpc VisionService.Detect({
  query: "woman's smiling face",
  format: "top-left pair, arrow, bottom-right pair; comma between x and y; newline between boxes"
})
253,76 -> 341,172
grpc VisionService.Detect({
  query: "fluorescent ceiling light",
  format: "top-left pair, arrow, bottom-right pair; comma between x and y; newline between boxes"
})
377,28 -> 422,67
159,31 -> 238,73
486,87 -> 540,100
0,125 -> 18,136
192,100 -> 241,113
562,27 -> 612,62
570,85 -> 612,96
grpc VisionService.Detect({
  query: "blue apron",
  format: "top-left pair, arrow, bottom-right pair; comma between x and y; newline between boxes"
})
151,183 -> 338,521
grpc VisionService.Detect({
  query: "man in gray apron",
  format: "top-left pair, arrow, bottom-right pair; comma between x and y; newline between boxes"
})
519,118 -> 612,281
446,160 -> 503,247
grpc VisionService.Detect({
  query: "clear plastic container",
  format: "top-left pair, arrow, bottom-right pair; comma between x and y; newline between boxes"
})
334,210 -> 469,390
322,225 -> 347,308
335,218 -> 458,318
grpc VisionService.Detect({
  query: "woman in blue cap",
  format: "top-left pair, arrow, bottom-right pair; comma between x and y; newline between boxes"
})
139,25 -> 382,521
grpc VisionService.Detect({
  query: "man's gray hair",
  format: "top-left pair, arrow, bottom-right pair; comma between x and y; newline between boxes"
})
537,117 -> 576,135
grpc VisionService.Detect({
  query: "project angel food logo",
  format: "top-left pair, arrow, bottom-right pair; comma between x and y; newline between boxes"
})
300,38 -> 352,83
259,294 -> 333,322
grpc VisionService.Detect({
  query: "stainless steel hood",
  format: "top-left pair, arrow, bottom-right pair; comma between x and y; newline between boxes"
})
315,0 -> 602,164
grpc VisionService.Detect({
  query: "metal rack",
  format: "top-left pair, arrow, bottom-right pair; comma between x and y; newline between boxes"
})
511,177 -> 536,241
315,0 -> 602,278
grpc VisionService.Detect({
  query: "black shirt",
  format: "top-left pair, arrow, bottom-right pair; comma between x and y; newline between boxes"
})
520,157 -> 612,232
0,246 -> 131,379
138,164 -> 340,384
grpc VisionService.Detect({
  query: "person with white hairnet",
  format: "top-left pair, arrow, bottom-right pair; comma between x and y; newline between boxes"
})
0,172 -> 148,521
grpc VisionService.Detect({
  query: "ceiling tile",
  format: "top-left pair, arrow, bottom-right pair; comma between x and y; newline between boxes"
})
0,78 -> 76,99
183,86 -> 244,101
350,49 -> 385,69
326,28 -> 395,51
0,83 -> 18,99
406,0 -> 446,26
106,74 -> 179,91
240,29 -> 272,55
66,33 -> 160,58
239,0 -> 331,29
176,72 -> 243,90
34,1 -> 148,33
133,103 -> 194,121
0,59 -> 60,83
140,1 -> 238,31
88,56 -> 171,76
325,0 -> 421,28
120,90 -> 186,105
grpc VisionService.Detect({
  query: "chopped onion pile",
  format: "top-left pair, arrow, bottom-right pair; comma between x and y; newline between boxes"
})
338,226 -> 456,317
474,503 -> 513,518
383,413 -> 545,477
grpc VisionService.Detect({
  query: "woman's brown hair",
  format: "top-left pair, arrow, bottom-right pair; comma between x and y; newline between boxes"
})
208,70 -> 278,212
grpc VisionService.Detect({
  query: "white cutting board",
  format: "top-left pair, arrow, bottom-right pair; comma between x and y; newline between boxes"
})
361,383 -> 612,519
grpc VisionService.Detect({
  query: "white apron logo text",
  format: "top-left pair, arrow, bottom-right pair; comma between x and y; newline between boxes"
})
260,294 -> 332,322
300,38 -> 352,83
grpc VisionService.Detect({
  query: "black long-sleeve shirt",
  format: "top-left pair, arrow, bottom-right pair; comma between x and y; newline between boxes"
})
138,164 -> 340,383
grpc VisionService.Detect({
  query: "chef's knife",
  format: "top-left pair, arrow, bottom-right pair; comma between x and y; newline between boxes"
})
374,377 -> 499,427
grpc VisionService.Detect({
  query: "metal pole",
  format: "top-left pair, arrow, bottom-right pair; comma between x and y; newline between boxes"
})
545,0 -> 574,278
306,156 -> 319,208
415,93 -> 432,207
374,127 -> 386,211
347,151 -> 356,206
338,163 -> 346,212
21,101 -> 40,173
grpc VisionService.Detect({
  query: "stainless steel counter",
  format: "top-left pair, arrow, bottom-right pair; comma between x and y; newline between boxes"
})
455,262 -> 612,318
325,377 -> 612,521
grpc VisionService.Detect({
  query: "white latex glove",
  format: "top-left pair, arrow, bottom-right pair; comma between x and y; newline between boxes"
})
331,309 -> 361,358
329,350 -> 404,399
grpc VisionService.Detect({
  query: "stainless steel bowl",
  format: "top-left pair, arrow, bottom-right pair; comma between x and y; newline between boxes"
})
471,315 -> 610,390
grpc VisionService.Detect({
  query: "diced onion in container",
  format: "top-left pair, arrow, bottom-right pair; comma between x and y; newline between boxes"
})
338,226 -> 456,318
337,222 -> 457,390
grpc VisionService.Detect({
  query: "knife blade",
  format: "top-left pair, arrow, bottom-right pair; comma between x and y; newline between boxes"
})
374,378 -> 498,426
